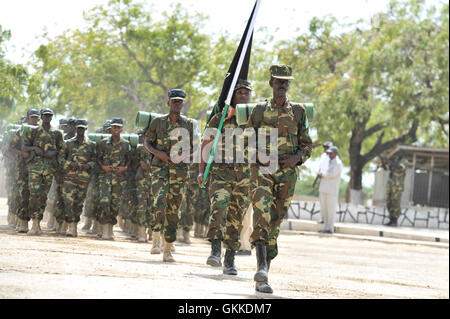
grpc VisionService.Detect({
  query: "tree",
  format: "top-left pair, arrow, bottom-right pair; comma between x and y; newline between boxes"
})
0,25 -> 31,128
32,0 -> 214,130
277,0 -> 448,203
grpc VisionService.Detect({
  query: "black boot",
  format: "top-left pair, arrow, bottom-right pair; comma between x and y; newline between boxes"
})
206,239 -> 222,267
254,242 -> 268,282
223,249 -> 238,275
385,218 -> 398,227
255,281 -> 273,294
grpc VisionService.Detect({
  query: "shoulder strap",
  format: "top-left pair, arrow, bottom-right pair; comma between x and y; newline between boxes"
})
156,116 -> 168,135
291,103 -> 306,124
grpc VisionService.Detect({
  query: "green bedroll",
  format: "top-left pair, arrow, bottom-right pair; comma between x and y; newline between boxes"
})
235,102 -> 314,126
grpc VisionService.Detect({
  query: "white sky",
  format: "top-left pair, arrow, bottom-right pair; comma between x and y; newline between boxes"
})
0,0 -> 445,187
0,0 -> 417,64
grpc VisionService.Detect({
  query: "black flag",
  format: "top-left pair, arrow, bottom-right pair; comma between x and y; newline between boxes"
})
207,1 -> 258,122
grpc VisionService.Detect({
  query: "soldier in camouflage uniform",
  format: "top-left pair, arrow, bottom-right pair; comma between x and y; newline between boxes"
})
7,110 -> 40,232
54,117 -> 77,234
122,134 -> 140,239
2,121 -> 21,229
145,89 -> 194,262
198,79 -> 253,275
58,120 -> 96,237
194,181 -> 211,237
22,108 -> 64,236
96,118 -> 131,240
81,121 -> 111,234
178,163 -> 197,243
381,151 -> 409,227
135,130 -> 153,242
247,65 -> 312,293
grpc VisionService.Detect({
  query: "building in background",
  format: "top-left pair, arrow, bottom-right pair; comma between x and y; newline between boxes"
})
373,146 -> 449,209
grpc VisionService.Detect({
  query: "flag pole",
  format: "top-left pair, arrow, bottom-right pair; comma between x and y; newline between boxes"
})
202,0 -> 262,186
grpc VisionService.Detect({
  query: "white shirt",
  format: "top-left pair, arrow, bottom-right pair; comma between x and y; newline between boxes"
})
318,152 -> 330,174
319,155 -> 343,196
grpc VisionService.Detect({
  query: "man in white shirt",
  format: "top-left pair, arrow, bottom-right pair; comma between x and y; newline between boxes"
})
318,146 -> 342,234
313,141 -> 333,223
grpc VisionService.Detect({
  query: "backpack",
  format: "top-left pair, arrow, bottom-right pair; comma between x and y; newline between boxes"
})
251,101 -> 306,128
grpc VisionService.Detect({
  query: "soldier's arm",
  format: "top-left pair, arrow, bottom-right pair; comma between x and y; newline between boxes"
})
21,129 -> 41,155
144,118 -> 170,164
57,141 -> 70,170
198,115 -> 219,175
85,142 -> 97,171
296,111 -> 313,165
8,133 -> 27,158
96,141 -> 105,168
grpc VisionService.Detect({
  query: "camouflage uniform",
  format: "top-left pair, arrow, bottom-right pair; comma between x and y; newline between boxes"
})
248,98 -> 312,260
23,125 -> 64,221
51,131 -> 75,224
386,157 -> 408,220
135,144 -> 153,227
119,145 -> 138,225
195,181 -> 211,226
204,113 -> 251,251
96,136 -> 131,225
178,164 -> 198,232
146,114 -> 193,243
59,136 -> 96,223
8,130 -> 31,221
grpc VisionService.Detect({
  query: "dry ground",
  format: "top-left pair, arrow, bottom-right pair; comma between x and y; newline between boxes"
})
0,198 -> 448,299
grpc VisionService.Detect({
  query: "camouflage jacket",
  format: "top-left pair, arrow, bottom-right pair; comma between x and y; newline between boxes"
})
8,130 -> 24,167
22,125 -> 64,170
388,157 -> 408,185
248,98 -> 312,165
58,136 -> 97,180
205,113 -> 251,165
146,114 -> 194,167
137,144 -> 153,168
97,136 -> 131,169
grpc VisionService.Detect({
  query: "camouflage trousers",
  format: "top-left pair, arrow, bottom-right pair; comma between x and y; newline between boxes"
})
6,163 -> 17,216
54,174 -> 65,223
45,176 -> 64,223
28,165 -> 54,220
119,171 -> 137,224
151,164 -> 187,243
15,164 -> 30,221
386,179 -> 403,220
250,166 -> 298,260
82,174 -> 98,220
194,186 -> 211,226
63,176 -> 90,223
179,180 -> 197,232
207,164 -> 250,251
136,171 -> 152,227
97,172 -> 127,225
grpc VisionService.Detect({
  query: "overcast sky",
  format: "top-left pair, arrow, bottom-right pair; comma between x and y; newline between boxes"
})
1,0 -> 434,64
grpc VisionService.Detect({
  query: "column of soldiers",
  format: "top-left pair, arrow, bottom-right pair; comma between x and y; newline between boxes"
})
2,64 -> 312,294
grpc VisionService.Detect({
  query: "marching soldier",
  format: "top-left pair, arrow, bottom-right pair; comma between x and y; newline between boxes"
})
96,118 -> 131,240
22,108 -> 64,236
247,65 -> 312,293
8,110 -> 40,232
59,119 -> 96,237
135,130 -> 153,242
198,79 -> 253,275
381,151 -> 409,226
145,89 -> 194,262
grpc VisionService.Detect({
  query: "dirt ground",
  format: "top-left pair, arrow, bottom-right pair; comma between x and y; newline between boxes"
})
0,199 -> 448,299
